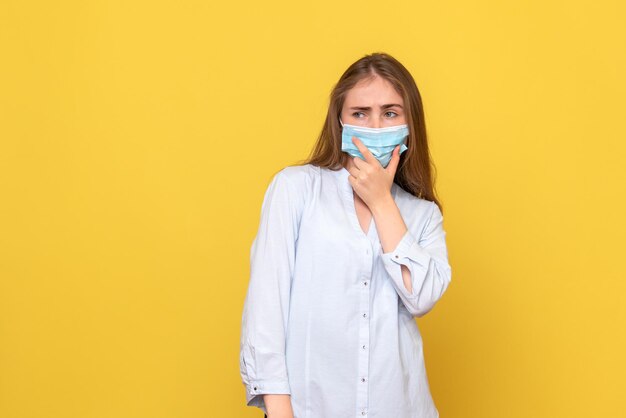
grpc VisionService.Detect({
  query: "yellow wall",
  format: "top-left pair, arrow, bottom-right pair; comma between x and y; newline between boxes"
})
1,1 -> 625,417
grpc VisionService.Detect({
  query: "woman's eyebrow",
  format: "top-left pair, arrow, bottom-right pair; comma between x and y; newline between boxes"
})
349,104 -> 403,110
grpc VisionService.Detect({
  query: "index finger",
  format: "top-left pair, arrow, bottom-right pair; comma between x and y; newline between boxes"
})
351,136 -> 377,165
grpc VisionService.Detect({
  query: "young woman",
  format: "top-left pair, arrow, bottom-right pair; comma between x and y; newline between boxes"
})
239,52 -> 452,418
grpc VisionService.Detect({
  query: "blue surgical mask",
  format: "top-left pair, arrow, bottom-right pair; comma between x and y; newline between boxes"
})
340,118 -> 409,168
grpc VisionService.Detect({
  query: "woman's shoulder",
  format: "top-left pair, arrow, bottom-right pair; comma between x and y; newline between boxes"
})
274,163 -> 319,187
393,183 -> 432,209
393,184 -> 438,230
278,163 -> 319,177
259,164 -> 319,207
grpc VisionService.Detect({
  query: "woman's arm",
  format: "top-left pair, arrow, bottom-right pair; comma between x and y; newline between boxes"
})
372,197 -> 452,317
264,394 -> 294,418
370,194 -> 415,293
240,169 -> 304,413
346,139 -> 452,318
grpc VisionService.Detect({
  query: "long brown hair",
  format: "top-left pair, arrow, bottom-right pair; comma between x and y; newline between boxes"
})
293,51 -> 443,214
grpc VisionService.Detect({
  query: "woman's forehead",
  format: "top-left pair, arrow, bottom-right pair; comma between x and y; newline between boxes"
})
345,76 -> 403,106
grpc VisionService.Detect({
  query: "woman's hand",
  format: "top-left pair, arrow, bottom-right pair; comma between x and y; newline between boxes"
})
346,136 -> 400,212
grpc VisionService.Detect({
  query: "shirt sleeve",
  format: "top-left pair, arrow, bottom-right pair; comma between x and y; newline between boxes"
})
380,201 -> 452,317
239,169 -> 303,413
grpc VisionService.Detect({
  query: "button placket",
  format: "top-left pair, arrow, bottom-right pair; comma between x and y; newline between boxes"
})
356,240 -> 372,417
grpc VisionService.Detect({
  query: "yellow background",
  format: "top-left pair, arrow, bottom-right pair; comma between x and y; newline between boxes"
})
1,1 -> 625,417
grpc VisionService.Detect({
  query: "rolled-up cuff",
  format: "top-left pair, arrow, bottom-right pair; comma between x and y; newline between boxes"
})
381,229 -> 431,273
245,378 -> 291,413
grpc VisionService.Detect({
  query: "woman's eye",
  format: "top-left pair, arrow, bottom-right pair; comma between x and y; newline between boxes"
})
385,111 -> 398,118
352,112 -> 365,118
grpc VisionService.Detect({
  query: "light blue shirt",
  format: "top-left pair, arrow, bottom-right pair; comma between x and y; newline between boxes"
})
239,163 -> 452,418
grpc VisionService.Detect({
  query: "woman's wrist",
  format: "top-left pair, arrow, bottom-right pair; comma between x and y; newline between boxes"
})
370,192 -> 396,217
264,394 -> 293,418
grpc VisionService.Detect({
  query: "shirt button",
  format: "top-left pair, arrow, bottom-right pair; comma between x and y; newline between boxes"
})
363,281 -> 368,286
361,377 -> 366,382
253,386 -> 257,390
361,411 -> 367,415
395,254 -> 399,258
362,344 -> 366,349
362,313 -> 367,318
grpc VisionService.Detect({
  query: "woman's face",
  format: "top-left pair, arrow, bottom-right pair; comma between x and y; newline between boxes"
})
340,74 -> 406,128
